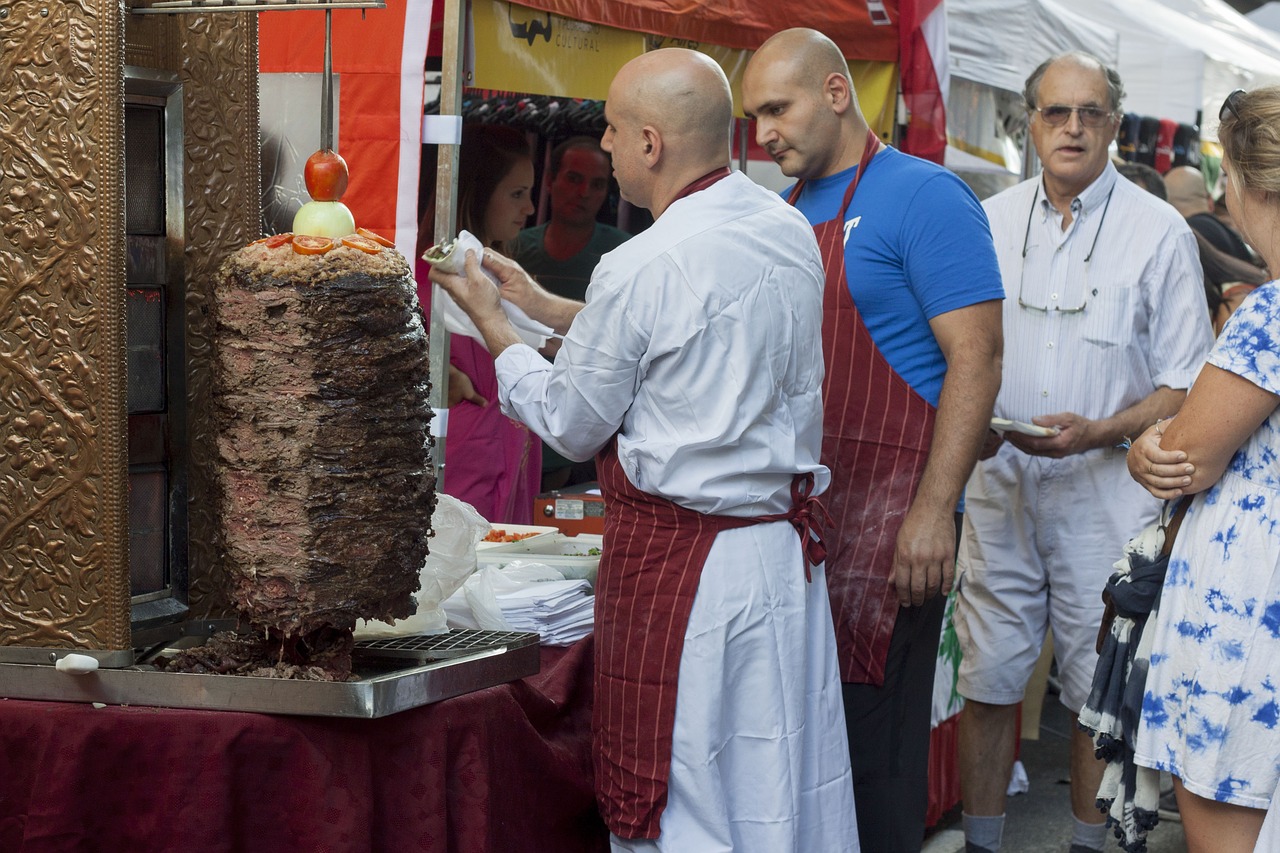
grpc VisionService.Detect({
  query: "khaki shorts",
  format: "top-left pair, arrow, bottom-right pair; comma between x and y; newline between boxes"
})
953,445 -> 1158,714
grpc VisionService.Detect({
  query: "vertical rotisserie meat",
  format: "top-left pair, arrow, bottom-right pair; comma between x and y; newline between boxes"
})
209,237 -> 434,675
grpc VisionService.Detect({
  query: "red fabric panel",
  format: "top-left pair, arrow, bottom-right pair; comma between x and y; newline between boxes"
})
258,3 -> 408,236
0,642 -> 606,853
427,0 -> 445,58
510,0 -> 900,61
1155,118 -> 1178,174
925,713 -> 962,828
341,74 -> 403,234
258,3 -> 408,73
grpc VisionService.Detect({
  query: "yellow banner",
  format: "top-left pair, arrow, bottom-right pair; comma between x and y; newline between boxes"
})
471,1 -> 645,100
849,60 -> 899,143
472,3 -> 897,138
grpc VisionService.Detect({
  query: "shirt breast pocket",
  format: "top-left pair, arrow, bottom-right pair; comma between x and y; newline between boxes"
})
1081,284 -> 1138,349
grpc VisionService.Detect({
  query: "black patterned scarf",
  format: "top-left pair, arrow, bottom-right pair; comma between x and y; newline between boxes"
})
1079,498 -> 1188,853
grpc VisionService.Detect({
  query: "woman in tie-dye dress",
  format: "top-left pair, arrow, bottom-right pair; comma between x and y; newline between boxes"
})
1128,86 -> 1280,853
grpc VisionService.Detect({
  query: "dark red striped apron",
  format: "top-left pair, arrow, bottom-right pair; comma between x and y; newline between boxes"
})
591,165 -> 829,836
592,439 -> 826,838
788,133 -> 937,686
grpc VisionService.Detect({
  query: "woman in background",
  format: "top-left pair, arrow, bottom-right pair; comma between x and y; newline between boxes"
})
416,124 -> 539,523
1127,87 -> 1280,853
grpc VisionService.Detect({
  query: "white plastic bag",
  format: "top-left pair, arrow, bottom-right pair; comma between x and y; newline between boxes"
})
355,494 -> 490,638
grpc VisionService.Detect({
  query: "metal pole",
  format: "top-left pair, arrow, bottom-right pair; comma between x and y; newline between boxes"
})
429,0 -> 465,489
322,9 -> 334,151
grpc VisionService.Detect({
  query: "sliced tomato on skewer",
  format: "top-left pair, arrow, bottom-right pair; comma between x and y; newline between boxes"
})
356,227 -> 395,248
251,232 -> 294,248
292,235 -> 335,255
341,234 -> 384,254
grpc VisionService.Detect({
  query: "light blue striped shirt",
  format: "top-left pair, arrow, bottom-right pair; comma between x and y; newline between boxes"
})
982,162 -> 1213,424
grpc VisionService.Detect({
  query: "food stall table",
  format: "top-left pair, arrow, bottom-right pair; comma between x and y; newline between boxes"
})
0,640 -> 606,853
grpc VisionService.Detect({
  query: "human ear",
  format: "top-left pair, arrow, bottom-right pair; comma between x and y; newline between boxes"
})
826,72 -> 853,115
642,127 -> 661,162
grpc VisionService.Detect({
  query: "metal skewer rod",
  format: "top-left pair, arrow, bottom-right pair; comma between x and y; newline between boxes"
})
321,8 -> 334,151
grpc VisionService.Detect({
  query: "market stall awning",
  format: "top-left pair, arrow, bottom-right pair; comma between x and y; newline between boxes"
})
507,0 -> 901,60
501,0 -> 948,161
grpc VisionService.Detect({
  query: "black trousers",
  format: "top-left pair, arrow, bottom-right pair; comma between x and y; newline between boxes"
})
841,513 -> 960,853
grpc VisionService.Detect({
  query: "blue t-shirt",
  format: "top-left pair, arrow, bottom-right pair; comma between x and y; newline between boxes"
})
788,146 -> 1003,405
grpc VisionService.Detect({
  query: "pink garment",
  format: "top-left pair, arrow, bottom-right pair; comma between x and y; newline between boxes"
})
416,259 -> 540,524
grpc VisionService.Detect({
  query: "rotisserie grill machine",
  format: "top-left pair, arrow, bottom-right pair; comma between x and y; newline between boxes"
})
0,0 -> 539,717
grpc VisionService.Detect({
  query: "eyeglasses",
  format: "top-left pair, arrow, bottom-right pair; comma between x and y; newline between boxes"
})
1017,184 -> 1115,314
1032,105 -> 1115,128
1220,89 -> 1245,123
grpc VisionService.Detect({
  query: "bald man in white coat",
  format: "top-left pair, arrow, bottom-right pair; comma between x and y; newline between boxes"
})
433,48 -> 858,853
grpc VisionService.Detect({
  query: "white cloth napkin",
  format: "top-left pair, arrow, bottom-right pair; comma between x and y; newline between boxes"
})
426,230 -> 556,351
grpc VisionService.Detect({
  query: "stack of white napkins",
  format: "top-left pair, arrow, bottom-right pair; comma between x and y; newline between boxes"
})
495,576 -> 595,645
443,562 -> 594,646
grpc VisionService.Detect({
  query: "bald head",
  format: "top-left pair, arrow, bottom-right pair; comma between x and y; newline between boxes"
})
742,28 -> 867,180
750,28 -> 853,95
603,48 -> 733,214
1163,165 -> 1212,217
611,48 -> 732,161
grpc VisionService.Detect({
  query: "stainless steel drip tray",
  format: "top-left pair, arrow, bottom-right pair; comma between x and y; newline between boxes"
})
0,629 -> 541,718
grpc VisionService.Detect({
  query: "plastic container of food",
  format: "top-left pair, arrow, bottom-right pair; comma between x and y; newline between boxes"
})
476,523 -> 560,552
476,534 -> 602,587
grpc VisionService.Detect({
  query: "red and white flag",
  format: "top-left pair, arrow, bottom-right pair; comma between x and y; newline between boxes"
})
897,0 -> 949,163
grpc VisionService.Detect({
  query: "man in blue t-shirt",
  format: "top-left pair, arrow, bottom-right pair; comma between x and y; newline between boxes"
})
745,28 -> 1004,853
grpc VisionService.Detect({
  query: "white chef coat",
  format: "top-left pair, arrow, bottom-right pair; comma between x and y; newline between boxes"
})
496,170 -> 830,517
495,169 -> 856,852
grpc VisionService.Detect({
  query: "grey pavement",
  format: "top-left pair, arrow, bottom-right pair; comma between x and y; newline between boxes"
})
923,688 -> 1187,853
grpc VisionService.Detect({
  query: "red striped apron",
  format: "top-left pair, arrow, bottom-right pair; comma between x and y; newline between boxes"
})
788,133 -> 937,686
592,439 -> 826,838
590,165 -> 829,836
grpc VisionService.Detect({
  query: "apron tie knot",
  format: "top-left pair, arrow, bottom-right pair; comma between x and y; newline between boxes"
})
760,472 -> 832,582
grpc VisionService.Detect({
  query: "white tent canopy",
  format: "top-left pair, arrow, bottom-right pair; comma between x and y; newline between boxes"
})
1071,0 -> 1280,133
1248,2 -> 1280,34
945,0 -> 1119,174
947,0 -> 1119,96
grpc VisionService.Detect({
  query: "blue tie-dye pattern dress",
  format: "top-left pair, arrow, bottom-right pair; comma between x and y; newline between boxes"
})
1134,279 -> 1280,810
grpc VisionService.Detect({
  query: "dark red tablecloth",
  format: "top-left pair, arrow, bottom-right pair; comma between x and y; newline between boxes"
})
0,639 -> 607,853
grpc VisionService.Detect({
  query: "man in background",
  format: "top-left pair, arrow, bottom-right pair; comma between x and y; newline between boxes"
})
511,136 -> 630,304
954,52 -> 1213,853
1165,164 -> 1255,263
512,136 -> 630,490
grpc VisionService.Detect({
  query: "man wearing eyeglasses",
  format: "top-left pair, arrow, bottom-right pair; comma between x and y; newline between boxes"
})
953,52 -> 1214,853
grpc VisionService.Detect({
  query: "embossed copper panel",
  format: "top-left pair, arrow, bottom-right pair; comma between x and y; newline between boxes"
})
0,3 -> 259,651
165,13 -> 262,620
0,0 -> 131,650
